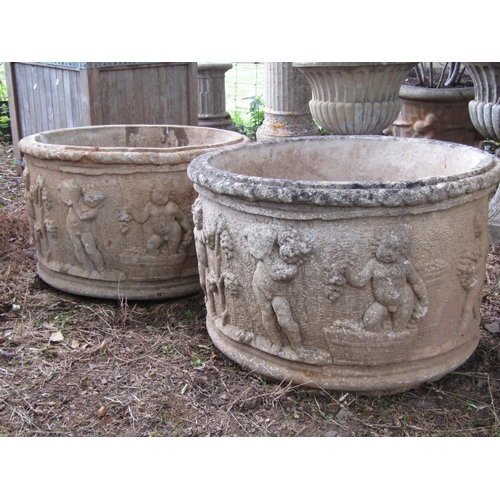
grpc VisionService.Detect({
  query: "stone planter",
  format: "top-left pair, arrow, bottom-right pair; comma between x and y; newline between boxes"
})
19,125 -> 247,300
187,135 -> 500,394
293,62 -> 415,135
384,85 -> 481,146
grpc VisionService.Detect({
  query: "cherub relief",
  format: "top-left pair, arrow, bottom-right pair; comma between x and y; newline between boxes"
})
246,224 -> 313,356
124,181 -> 192,255
329,230 -> 428,332
59,181 -> 106,275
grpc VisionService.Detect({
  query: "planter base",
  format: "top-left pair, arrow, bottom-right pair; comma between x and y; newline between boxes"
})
37,261 -> 201,300
207,314 -> 479,395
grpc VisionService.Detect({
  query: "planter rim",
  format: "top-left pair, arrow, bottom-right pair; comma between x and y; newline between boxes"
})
19,124 -> 248,165
188,135 -> 500,208
400,84 -> 475,101
197,62 -> 233,71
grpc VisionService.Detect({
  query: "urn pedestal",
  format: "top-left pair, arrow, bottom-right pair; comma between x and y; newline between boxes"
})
19,125 -> 247,300
188,135 -> 500,394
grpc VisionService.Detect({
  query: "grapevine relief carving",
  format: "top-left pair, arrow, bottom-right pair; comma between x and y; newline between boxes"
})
457,212 -> 489,336
24,172 -> 54,262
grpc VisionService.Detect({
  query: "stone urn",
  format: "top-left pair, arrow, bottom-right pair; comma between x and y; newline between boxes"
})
462,63 -> 500,240
293,62 -> 416,135
462,62 -> 500,143
187,135 -> 500,394
19,125 -> 247,300
384,85 -> 481,146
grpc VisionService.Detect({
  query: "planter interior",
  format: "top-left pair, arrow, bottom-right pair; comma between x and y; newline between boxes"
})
188,136 -> 500,394
20,125 -> 247,300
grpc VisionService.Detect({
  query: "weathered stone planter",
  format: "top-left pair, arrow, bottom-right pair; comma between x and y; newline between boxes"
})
384,85 -> 481,146
293,62 -> 415,135
187,135 -> 500,394
19,125 -> 247,300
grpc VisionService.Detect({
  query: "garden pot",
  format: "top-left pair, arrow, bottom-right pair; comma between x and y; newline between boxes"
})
19,125 -> 247,300
187,135 -> 500,394
293,62 -> 416,135
384,85 -> 481,146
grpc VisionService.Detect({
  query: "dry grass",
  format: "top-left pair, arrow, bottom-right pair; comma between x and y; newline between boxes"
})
1,141 -> 500,437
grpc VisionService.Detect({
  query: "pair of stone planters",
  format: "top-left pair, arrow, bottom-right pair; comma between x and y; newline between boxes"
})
187,135 -> 500,394
19,125 -> 247,300
20,123 -> 500,394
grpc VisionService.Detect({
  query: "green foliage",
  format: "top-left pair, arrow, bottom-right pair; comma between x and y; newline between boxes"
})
0,63 -> 12,143
232,95 -> 265,141
484,139 -> 500,154
0,103 -> 11,143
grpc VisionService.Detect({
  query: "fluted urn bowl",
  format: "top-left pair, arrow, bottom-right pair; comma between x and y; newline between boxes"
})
188,135 -> 500,394
19,125 -> 248,300
293,62 -> 416,135
463,62 -> 500,143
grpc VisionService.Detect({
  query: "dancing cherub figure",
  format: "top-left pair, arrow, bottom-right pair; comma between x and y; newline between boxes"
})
125,181 -> 193,255
329,230 -> 428,332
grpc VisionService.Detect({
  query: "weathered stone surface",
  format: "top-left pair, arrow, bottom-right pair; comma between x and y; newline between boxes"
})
293,63 -> 415,135
187,135 -> 500,394
256,62 -> 319,140
384,85 -> 480,146
20,125 -> 247,299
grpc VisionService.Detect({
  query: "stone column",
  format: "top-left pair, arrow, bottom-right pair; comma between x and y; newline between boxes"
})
197,63 -> 233,129
256,62 -> 319,141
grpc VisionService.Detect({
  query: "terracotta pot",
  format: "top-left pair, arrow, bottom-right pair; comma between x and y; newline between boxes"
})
293,62 -> 415,135
19,125 -> 247,299
187,135 -> 500,394
384,85 -> 481,146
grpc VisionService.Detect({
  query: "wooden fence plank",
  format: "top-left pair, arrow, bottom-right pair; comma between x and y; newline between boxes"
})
4,63 -> 22,163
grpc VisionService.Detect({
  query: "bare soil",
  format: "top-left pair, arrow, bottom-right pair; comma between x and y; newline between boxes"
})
1,142 -> 500,437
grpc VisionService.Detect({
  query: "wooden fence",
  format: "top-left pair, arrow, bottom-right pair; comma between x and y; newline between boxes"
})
5,62 -> 199,163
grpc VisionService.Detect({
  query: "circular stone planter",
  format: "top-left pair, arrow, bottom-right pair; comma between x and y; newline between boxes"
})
384,85 -> 480,146
19,125 -> 247,300
187,135 -> 500,394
